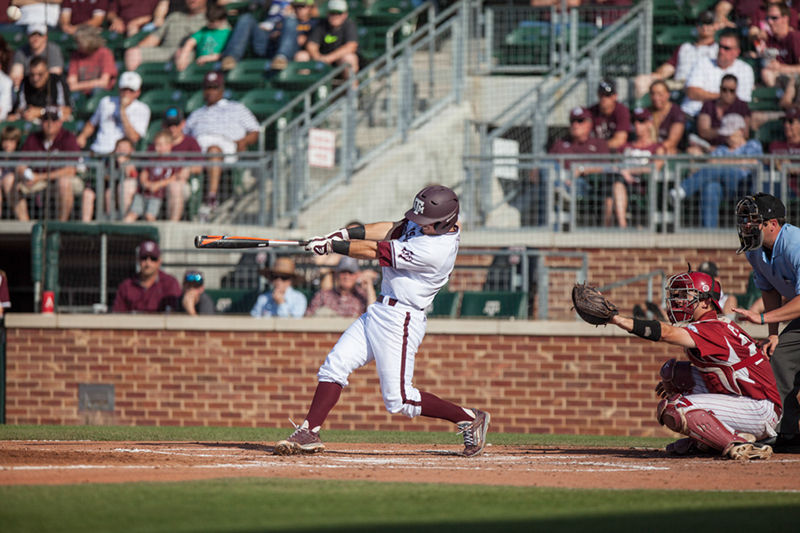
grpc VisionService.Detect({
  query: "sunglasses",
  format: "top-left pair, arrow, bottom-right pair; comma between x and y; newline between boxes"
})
570,117 -> 588,123
720,87 -> 736,93
634,117 -> 650,123
42,113 -> 60,121
271,274 -> 294,281
139,254 -> 159,261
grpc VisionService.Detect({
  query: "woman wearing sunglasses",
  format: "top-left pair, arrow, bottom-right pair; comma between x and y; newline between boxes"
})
179,270 -> 215,315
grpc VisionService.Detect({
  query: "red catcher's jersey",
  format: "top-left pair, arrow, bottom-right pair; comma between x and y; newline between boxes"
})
683,317 -> 782,408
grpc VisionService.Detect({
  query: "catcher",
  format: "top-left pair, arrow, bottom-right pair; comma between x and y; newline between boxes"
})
572,270 -> 782,460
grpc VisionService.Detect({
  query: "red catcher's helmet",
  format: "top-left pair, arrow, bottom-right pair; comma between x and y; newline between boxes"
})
665,271 -> 722,323
404,185 -> 459,235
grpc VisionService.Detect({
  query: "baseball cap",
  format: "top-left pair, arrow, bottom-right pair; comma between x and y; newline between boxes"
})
328,0 -> 348,12
753,193 -> 786,220
119,71 -> 142,91
632,107 -> 652,122
697,261 -> 719,278
27,23 -> 47,36
203,71 -> 224,88
335,256 -> 359,273
164,106 -> 185,126
697,10 -> 715,25
184,270 -> 204,285
784,106 -> 800,121
717,113 -> 746,136
569,106 -> 591,122
138,240 -> 160,259
598,79 -> 616,96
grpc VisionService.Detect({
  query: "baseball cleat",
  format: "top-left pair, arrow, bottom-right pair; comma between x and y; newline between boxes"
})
458,408 -> 490,457
274,424 -> 325,456
725,442 -> 773,461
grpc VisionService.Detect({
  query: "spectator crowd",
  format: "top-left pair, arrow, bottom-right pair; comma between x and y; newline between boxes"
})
0,0 -> 364,222
546,3 -> 800,229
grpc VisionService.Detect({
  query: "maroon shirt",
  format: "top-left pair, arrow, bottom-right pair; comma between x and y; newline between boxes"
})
21,128 -> 81,172
549,137 -> 610,169
62,0 -> 110,25
589,102 -> 631,143
768,139 -> 800,195
68,46 -> 118,92
698,98 -> 751,145
112,270 -> 182,312
172,134 -> 201,153
653,103 -> 685,145
0,271 -> 9,311
110,0 -> 160,23
0,0 -> 10,23
766,30 -> 800,65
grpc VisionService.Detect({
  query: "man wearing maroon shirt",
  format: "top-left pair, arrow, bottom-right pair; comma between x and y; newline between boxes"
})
59,0 -> 109,35
692,74 -> 752,152
112,240 -> 182,313
549,106 -> 613,221
761,2 -> 800,88
768,106 -> 800,197
12,106 -> 82,221
589,79 -> 630,151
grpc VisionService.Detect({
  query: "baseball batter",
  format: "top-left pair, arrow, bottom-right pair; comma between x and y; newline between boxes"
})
274,185 -> 490,457
575,270 -> 781,459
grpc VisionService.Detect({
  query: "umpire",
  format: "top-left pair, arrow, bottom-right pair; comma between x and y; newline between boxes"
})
733,193 -> 800,451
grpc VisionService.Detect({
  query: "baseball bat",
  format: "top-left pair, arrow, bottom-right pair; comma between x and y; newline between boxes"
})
194,235 -> 309,249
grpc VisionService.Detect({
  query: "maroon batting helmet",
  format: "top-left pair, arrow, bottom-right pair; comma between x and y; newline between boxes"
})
665,271 -> 722,323
404,185 -> 459,235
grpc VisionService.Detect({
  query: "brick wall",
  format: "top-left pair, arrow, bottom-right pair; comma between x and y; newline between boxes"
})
4,322 -> 679,437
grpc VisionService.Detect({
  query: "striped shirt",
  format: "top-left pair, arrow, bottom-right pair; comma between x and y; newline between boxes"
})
185,99 -> 259,142
89,96 -> 150,154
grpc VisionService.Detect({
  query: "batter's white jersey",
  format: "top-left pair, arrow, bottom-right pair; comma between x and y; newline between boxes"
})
376,220 -> 460,310
316,220 -> 460,419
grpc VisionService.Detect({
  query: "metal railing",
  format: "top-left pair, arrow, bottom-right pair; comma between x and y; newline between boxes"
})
255,0 -> 470,227
462,153 -> 800,232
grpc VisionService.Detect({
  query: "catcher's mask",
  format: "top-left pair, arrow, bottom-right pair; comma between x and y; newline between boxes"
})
736,193 -> 786,254
665,271 -> 722,323
404,185 -> 460,235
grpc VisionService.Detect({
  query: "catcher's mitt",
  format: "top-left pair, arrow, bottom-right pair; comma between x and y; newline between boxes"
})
572,283 -> 618,326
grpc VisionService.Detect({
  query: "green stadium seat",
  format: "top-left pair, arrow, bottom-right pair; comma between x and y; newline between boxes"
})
271,61 -> 332,97
139,88 -> 187,116
240,87 -> 298,121
0,27 -> 27,48
47,29 -> 77,59
173,63 -> 217,89
428,291 -> 460,318
139,119 -> 164,150
136,62 -> 175,90
358,25 -> 392,64
77,90 -> 115,120
750,86 -> 780,111
357,0 -> 414,26
757,119 -> 785,149
123,30 -> 155,50
459,291 -> 527,319
185,172 -> 205,220
101,30 -> 127,60
733,272 -> 761,310
224,58 -> 269,90
205,288 -> 260,314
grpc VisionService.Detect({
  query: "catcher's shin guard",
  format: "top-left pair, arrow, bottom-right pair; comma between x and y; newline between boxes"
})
657,398 -> 745,454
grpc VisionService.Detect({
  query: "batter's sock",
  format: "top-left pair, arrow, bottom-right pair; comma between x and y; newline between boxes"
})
305,381 -> 343,432
420,391 -> 474,424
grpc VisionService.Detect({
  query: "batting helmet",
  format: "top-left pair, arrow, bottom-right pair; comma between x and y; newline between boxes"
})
735,193 -> 786,254
404,185 -> 459,235
665,271 -> 722,324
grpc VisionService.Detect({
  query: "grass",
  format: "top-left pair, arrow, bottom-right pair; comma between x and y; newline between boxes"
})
1,478 -> 799,533
2,425 -> 798,532
0,424 -> 674,449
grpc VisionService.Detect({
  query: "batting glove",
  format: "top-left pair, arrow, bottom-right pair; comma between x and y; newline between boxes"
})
325,228 -> 351,241
305,236 -> 334,255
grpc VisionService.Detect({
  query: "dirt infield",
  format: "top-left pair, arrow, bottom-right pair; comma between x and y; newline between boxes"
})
1,441 -> 798,490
